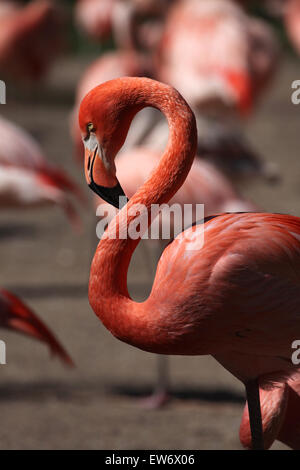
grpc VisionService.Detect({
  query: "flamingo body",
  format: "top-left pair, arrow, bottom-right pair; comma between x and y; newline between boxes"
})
158,0 -> 279,114
0,0 -> 63,80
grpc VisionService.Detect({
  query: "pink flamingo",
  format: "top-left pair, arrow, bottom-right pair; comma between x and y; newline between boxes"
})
0,0 -> 63,81
95,145 -> 257,407
72,54 -> 261,405
0,115 -> 83,228
0,288 -> 73,366
157,0 -> 279,115
79,76 -> 300,449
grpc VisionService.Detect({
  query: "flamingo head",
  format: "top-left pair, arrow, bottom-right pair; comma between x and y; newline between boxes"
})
79,79 -> 134,209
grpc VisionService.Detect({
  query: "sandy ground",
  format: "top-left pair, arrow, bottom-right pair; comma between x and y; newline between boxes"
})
0,55 -> 299,450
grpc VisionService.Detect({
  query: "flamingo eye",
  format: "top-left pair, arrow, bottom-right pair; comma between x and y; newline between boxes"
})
87,122 -> 95,132
84,122 -> 96,142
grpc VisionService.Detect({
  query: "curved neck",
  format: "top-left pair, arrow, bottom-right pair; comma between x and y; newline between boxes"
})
89,80 -> 197,348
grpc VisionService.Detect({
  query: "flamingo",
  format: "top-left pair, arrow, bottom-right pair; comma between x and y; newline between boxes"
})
0,115 -> 84,228
79,76 -> 300,449
157,0 -> 279,115
72,53 -> 262,406
0,0 -> 63,81
0,288 -> 73,366
95,145 -> 257,408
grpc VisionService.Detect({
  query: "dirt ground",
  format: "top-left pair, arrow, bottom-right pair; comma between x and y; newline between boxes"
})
0,55 -> 299,450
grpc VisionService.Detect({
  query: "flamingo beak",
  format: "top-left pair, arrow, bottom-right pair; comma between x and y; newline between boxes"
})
84,146 -> 128,209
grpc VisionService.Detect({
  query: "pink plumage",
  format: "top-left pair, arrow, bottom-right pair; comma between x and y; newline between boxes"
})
157,0 -> 279,114
0,0 -> 63,80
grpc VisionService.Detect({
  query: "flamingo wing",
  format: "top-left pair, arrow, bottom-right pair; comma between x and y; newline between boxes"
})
0,289 -> 73,366
146,213 -> 300,381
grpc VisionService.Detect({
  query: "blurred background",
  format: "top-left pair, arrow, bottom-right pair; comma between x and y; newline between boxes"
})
0,0 -> 300,450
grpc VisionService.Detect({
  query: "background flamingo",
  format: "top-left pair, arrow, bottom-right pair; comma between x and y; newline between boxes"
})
141,111 -> 279,184
75,0 -> 170,47
0,288 -> 73,366
157,0 -> 279,115
80,76 -> 300,449
0,0 -> 63,81
0,115 -> 84,228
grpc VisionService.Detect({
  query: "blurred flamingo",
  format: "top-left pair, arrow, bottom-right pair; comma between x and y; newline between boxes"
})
0,0 -> 63,80
79,77 -> 300,449
0,115 -> 84,229
0,288 -> 73,366
157,0 -> 279,115
142,111 -> 279,184
75,0 -> 170,45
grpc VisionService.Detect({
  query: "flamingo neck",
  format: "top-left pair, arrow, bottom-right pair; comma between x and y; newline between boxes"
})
89,80 -> 197,348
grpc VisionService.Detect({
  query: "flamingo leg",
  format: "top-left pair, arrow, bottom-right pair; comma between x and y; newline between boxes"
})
152,354 -> 170,405
138,241 -> 171,409
245,379 -> 264,450
139,355 -> 171,409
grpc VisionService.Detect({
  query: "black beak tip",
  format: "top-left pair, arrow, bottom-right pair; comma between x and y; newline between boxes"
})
89,180 -> 128,209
